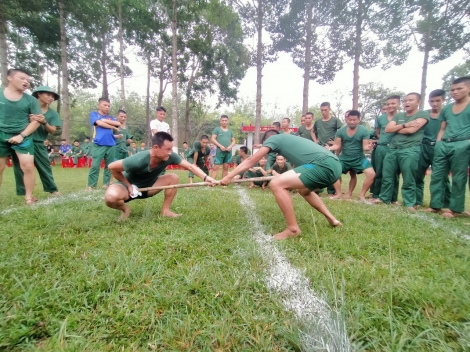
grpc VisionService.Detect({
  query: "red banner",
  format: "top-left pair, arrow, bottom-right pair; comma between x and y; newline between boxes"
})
241,125 -> 298,133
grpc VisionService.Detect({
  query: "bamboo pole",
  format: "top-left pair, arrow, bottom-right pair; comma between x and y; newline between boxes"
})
137,176 -> 275,192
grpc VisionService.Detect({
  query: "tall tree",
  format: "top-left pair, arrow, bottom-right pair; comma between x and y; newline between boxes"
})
0,0 -> 8,86
269,0 -> 344,113
179,0 -> 248,143
410,0 -> 470,108
329,0 -> 412,109
171,0 -> 178,150
58,0 -> 71,140
231,0 -> 278,144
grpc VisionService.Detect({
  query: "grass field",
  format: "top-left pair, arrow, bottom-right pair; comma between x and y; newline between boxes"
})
1,166 -> 470,351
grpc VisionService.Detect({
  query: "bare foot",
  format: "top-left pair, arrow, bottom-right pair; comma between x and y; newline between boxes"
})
423,207 -> 439,213
441,211 -> 455,218
50,192 -> 62,196
391,201 -> 401,206
161,210 -> 182,218
117,206 -> 131,221
369,197 -> 378,201
328,219 -> 343,227
330,194 -> 342,200
358,196 -> 368,202
371,198 -> 383,204
102,185 -> 108,190
86,187 -> 93,192
407,206 -> 417,212
24,198 -> 37,206
273,227 -> 301,240
248,184 -> 255,189
343,193 -> 352,199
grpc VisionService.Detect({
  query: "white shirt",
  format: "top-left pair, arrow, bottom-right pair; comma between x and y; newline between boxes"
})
150,119 -> 170,135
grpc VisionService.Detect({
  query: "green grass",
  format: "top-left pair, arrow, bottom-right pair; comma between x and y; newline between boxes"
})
1,166 -> 470,351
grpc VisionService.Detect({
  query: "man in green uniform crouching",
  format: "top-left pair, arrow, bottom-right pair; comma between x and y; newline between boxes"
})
427,77 -> 470,217
105,132 -> 216,221
12,85 -> 62,198
221,130 -> 342,240
373,93 -> 429,211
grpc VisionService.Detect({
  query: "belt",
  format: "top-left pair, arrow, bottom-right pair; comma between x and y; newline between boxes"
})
377,143 -> 390,146
442,136 -> 470,142
422,141 -> 436,146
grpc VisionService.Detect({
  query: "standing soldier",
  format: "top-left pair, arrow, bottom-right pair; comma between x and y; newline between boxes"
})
12,85 -> 62,198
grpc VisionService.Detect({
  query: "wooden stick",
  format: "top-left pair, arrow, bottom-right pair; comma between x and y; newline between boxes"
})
137,176 -> 275,192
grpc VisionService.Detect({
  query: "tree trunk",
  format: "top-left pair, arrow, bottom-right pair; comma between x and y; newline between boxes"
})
158,49 -> 165,106
101,33 -> 108,99
171,0 -> 178,151
0,0 -> 9,87
184,58 -> 197,143
419,10 -> 432,109
146,53 -> 151,146
352,0 -> 363,110
118,0 -> 125,109
58,0 -> 71,141
302,1 -> 313,114
57,65 -> 61,114
254,0 -> 263,144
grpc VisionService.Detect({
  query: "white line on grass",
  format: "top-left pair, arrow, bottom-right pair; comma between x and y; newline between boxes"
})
1,191 -> 103,215
237,187 -> 351,352
410,212 -> 470,242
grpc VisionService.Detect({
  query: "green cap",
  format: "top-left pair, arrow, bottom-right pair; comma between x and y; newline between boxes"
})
32,86 -> 60,101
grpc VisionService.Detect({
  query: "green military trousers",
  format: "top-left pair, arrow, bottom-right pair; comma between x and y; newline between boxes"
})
416,143 -> 450,207
430,140 -> 470,212
12,141 -> 59,195
87,145 -> 116,188
371,144 -> 398,201
379,146 -> 420,207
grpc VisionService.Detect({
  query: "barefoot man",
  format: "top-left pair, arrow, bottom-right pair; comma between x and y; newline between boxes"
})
105,132 -> 216,221
327,110 -> 375,201
221,130 -> 342,240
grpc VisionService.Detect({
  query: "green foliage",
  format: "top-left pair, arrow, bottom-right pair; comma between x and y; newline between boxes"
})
268,0 -> 344,84
442,61 -> 470,101
328,0 -> 412,71
357,82 -> 405,124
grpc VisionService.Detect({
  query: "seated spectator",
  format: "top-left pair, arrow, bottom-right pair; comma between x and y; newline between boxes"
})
138,142 -> 148,152
233,146 -> 249,180
272,155 -> 292,175
45,139 -> 55,163
69,140 -> 83,168
246,156 -> 271,190
128,142 -> 138,156
59,139 -> 71,156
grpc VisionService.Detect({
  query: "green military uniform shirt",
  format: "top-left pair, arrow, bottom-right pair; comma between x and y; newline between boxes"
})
70,145 -> 83,155
0,91 -> 41,133
336,125 -> 370,161
116,127 -> 133,154
272,162 -> 292,174
313,117 -> 342,145
192,141 -> 211,165
212,127 -> 234,148
122,151 -> 183,188
422,110 -> 442,143
440,103 -> 470,140
263,134 -> 338,166
390,111 -> 429,149
296,125 -> 314,141
31,108 -> 61,142
182,148 -> 193,160
82,141 -> 92,155
128,147 -> 137,156
375,114 -> 394,144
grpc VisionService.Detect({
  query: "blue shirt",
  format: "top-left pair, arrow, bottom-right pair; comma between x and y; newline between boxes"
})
59,144 -> 71,154
90,111 -> 117,146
